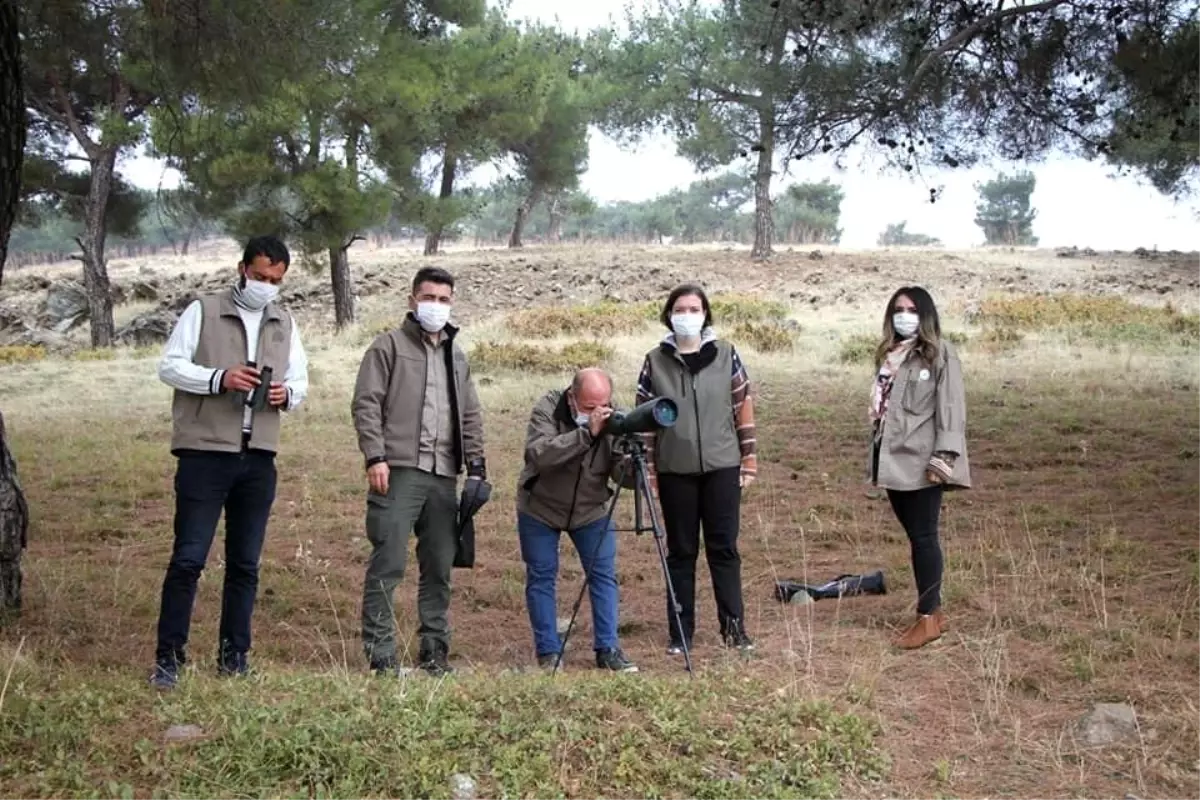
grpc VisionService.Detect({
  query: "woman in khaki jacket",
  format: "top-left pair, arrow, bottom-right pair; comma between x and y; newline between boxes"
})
869,286 -> 970,650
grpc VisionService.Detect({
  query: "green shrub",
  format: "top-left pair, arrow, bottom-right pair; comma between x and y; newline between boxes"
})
506,302 -> 656,339
471,340 -> 615,373
0,345 -> 47,365
732,320 -> 798,353
837,334 -> 878,365
977,293 -> 1199,344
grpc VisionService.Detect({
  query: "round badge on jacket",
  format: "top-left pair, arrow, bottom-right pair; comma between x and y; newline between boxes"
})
919,368 -> 931,381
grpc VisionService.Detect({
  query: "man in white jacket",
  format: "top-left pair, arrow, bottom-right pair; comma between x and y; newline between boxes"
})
150,235 -> 309,689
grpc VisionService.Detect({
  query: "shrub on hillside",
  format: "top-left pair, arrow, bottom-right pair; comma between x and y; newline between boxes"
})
506,302 -> 655,339
837,334 -> 878,365
0,345 -> 47,365
977,293 -> 1199,344
731,320 -> 798,353
471,340 -> 615,374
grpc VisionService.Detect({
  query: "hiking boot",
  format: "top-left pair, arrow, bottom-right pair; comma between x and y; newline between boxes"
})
537,653 -> 563,671
666,638 -> 692,656
370,656 -> 401,677
217,649 -> 250,677
418,642 -> 454,677
722,619 -> 755,651
149,657 -> 179,690
595,647 -> 639,673
894,613 -> 942,650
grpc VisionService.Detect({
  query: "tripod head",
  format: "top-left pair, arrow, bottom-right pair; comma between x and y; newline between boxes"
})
612,433 -> 649,457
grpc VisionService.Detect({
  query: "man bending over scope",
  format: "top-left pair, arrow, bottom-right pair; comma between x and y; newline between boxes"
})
516,367 -> 639,673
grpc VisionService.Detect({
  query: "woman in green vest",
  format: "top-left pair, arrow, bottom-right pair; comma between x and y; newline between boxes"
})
869,286 -> 971,650
636,283 -> 758,655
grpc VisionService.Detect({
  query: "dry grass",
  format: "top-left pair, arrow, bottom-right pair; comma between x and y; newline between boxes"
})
1,243 -> 1198,799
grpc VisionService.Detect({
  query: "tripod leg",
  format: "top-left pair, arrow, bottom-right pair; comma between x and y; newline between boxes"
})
554,471 -> 627,677
632,454 -> 694,676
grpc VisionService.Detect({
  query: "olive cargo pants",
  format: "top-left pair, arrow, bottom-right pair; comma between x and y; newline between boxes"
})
361,467 -> 458,664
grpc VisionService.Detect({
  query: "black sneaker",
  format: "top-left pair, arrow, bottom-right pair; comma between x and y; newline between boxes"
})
595,647 -> 639,673
217,649 -> 250,677
149,658 -> 179,690
418,642 -> 455,677
666,638 -> 692,656
370,656 -> 401,677
722,621 -> 755,652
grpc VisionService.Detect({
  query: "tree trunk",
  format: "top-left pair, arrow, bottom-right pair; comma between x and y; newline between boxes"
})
751,113 -> 775,261
0,410 -> 28,615
180,226 -> 193,256
508,186 -> 541,249
546,193 -> 563,242
424,149 -> 457,256
79,148 -> 118,347
329,245 -> 355,329
0,0 -> 24,287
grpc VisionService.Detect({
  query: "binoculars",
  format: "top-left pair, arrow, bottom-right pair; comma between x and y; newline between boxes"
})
242,361 -> 273,412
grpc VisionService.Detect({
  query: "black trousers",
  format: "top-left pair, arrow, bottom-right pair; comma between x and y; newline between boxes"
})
657,466 -> 744,643
886,485 -> 944,615
155,449 -> 277,664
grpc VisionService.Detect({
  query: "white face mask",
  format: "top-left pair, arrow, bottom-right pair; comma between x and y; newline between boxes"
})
671,312 -> 705,338
893,312 -> 920,338
574,412 -> 590,428
239,278 -> 279,310
415,301 -> 451,333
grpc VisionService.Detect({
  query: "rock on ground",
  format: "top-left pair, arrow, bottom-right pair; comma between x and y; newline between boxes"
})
1076,702 -> 1138,748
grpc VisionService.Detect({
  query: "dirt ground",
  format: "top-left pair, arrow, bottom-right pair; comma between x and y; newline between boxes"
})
1,242 -> 1198,799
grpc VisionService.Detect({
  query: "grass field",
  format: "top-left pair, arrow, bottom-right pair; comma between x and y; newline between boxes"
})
0,244 -> 1197,799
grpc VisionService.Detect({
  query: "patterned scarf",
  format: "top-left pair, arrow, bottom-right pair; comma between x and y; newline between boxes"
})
869,338 -> 916,426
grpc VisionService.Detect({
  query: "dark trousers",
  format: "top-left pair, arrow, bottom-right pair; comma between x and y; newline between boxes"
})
886,486 -> 944,614
657,466 -> 744,643
155,450 -> 277,664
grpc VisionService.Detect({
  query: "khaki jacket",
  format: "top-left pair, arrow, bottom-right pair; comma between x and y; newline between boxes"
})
517,389 -> 627,531
170,290 -> 293,454
352,316 -> 485,476
873,341 -> 972,491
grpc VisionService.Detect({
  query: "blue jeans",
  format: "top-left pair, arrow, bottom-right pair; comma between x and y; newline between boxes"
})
517,512 -> 620,657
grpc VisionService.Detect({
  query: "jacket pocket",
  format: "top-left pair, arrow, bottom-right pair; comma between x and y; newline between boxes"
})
901,367 -> 935,414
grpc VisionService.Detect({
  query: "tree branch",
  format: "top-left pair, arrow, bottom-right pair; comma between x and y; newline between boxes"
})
50,81 -> 100,160
905,0 -> 1072,101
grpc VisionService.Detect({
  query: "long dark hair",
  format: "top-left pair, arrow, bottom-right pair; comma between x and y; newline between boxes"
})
874,285 -> 942,368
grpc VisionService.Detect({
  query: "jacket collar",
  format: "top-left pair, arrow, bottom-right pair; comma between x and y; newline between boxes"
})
218,286 -> 284,322
660,326 -> 717,352
659,326 -> 718,370
553,388 -> 574,427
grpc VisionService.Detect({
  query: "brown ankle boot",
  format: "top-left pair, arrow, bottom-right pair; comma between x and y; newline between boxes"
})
932,608 -> 949,631
894,614 -> 942,650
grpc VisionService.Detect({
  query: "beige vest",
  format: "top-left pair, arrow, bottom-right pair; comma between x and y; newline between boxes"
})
170,290 -> 293,454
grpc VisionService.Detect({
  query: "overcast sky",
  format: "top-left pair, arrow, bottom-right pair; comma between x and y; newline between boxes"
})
117,0 -> 1199,250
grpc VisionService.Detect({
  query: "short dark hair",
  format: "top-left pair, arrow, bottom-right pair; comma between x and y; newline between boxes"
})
660,283 -> 712,329
242,235 -> 290,269
412,266 -> 455,295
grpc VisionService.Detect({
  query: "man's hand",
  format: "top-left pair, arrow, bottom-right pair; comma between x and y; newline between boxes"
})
367,462 -> 390,495
268,381 -> 288,408
925,469 -> 945,485
222,364 -> 261,393
588,406 -> 613,438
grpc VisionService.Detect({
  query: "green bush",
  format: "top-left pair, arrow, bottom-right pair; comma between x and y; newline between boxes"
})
471,340 -> 615,373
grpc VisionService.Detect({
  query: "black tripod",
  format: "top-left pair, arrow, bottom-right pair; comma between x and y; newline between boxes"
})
554,434 -> 694,676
